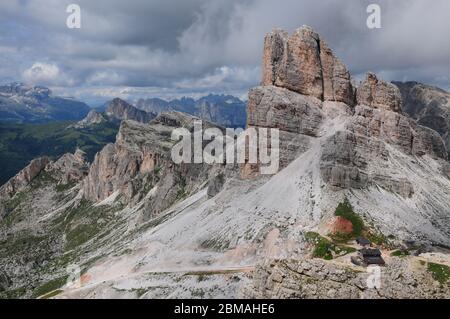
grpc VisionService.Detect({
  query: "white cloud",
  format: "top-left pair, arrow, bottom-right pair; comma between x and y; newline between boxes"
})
22,62 -> 71,86
3,0 -> 450,96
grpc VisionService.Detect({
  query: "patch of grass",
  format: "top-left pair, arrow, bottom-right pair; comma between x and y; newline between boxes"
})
305,232 -> 334,260
305,232 -> 355,260
366,231 -> 391,247
32,276 -> 68,298
391,250 -> 410,257
4,191 -> 27,213
0,234 -> 49,256
55,181 -> 76,192
0,286 -> 27,299
427,262 -> 450,285
334,245 -> 357,255
65,223 -> 100,251
154,165 -> 163,176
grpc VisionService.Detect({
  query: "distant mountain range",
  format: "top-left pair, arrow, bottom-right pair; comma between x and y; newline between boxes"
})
135,94 -> 247,128
0,83 -> 247,128
0,83 -> 90,123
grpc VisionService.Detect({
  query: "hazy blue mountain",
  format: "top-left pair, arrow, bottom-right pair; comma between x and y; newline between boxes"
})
0,82 -> 91,123
135,94 -> 247,128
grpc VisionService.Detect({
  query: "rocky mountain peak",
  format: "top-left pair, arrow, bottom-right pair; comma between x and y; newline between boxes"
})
105,98 -> 156,123
247,25 -> 448,189
71,109 -> 106,128
357,72 -> 403,113
0,82 -> 51,100
262,25 -> 354,106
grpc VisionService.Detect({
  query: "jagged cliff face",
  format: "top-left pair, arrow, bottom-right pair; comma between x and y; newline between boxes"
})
247,26 -> 448,195
0,26 -> 449,299
394,81 -> 450,159
105,98 -> 156,123
82,112 -> 227,220
71,110 -> 106,128
136,94 -> 247,128
262,26 -> 354,105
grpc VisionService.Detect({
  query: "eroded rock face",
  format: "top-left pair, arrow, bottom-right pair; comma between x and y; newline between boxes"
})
262,26 -> 354,105
247,26 -> 448,195
320,40 -> 355,106
247,86 -> 323,136
320,104 -> 447,195
357,73 -> 403,112
106,98 -> 155,123
394,81 -> 450,160
45,148 -> 89,185
82,112 -> 227,220
242,85 -> 321,178
242,258 -> 450,299
71,110 -> 106,128
0,157 -> 49,200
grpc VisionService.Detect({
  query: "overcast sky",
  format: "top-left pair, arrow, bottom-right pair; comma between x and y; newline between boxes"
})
1,0 -> 450,105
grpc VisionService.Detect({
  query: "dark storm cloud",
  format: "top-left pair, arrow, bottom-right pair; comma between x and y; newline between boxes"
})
1,0 -> 450,102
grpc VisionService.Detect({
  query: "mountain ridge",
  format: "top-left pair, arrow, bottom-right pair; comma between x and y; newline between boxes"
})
0,82 -> 91,123
135,94 -> 246,128
0,26 -> 449,299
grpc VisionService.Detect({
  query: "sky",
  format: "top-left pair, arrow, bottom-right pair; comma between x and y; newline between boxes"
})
1,0 -> 450,106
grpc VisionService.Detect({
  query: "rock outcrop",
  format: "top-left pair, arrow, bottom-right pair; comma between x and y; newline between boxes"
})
394,81 -> 450,159
357,73 -> 403,112
0,157 -> 49,201
105,98 -> 156,123
45,148 -> 89,184
71,110 -> 106,128
82,112 -> 226,220
262,26 -> 354,106
246,26 -> 448,196
243,258 -> 450,299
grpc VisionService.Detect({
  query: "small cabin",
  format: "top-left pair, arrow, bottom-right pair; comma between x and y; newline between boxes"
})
359,248 -> 385,266
356,237 -> 371,247
351,248 -> 386,267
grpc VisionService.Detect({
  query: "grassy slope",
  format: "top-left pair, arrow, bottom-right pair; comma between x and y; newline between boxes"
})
0,121 -> 119,185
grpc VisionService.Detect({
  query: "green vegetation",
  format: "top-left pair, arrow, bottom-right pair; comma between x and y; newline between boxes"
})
305,232 -> 356,260
65,223 -> 101,251
0,286 -> 27,299
53,199 -> 118,251
330,199 -> 393,248
55,181 -> 76,192
3,191 -> 27,215
32,276 -> 68,298
0,121 -> 119,185
332,199 -> 364,241
427,262 -> 450,285
366,231 -> 391,246
391,249 -> 410,257
305,232 -> 334,260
